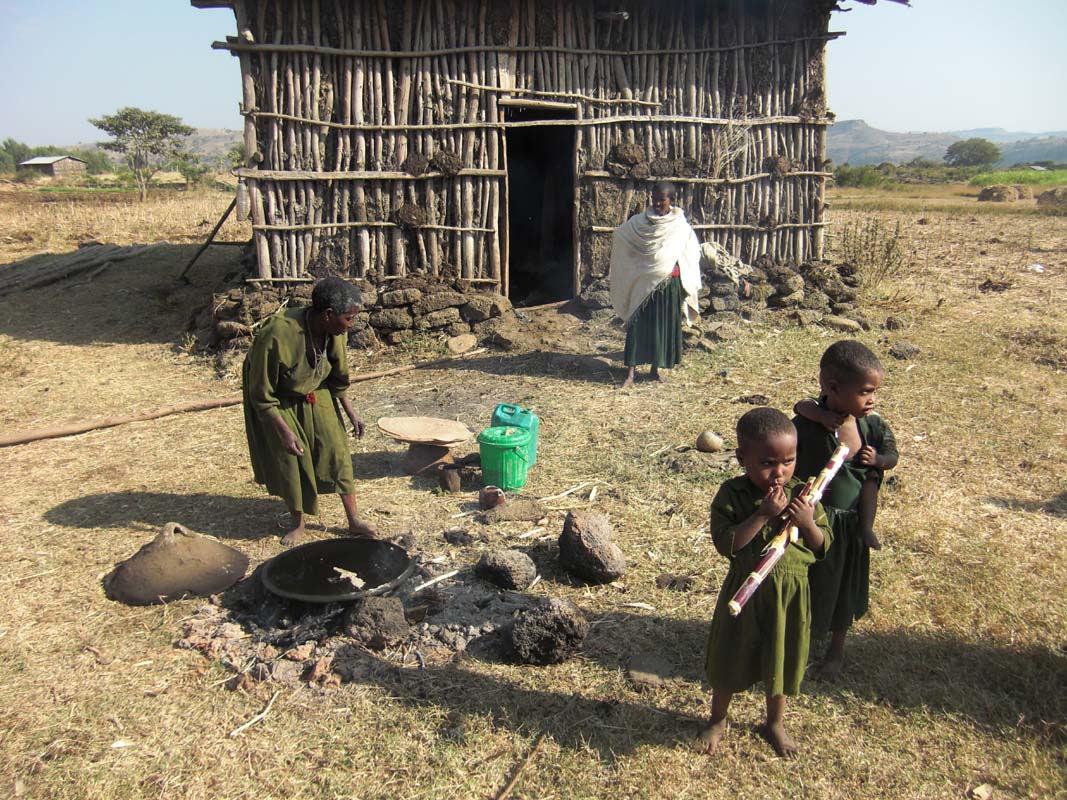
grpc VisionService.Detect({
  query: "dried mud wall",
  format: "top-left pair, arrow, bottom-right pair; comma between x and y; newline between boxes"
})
213,0 -> 834,287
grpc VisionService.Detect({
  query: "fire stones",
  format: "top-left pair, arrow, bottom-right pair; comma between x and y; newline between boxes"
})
509,598 -> 588,665
343,596 -> 410,650
475,549 -> 538,591
558,510 -> 627,583
104,522 -> 248,605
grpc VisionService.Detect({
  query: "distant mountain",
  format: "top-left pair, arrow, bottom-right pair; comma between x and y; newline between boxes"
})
828,120 -> 1067,166
67,128 -> 242,165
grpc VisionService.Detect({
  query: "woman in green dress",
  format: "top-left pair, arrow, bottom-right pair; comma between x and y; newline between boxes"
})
609,181 -> 702,389
242,277 -> 378,545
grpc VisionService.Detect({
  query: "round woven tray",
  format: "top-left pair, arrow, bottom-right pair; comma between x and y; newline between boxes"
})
376,416 -> 473,446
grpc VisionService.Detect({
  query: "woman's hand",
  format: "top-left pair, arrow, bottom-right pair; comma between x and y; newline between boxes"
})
338,396 -> 365,438
271,416 -> 304,456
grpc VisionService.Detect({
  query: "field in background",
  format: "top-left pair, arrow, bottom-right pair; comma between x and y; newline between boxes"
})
970,169 -> 1067,187
0,184 -> 1064,799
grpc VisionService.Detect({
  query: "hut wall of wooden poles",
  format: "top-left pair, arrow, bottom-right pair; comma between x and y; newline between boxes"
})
196,0 -> 843,295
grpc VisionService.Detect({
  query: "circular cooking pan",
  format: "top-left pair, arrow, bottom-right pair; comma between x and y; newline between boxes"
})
262,537 -> 415,603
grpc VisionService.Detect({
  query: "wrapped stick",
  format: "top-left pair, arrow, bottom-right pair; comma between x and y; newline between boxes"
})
727,443 -> 849,617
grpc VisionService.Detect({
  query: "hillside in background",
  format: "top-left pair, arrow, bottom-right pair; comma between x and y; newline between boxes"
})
66,128 -> 243,166
828,120 -> 1067,166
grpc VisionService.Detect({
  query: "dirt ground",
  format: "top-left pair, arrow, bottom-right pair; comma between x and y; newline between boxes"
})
0,193 -> 1065,799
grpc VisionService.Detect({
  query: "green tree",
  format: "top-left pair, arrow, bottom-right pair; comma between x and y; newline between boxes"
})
944,138 -> 1001,168
90,107 -> 194,200
173,151 -> 212,188
0,138 -> 33,173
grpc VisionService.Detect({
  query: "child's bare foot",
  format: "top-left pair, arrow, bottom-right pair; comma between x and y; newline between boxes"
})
651,370 -> 667,383
694,718 -> 728,755
758,721 -> 797,758
620,376 -> 635,389
812,652 -> 845,681
860,527 -> 882,550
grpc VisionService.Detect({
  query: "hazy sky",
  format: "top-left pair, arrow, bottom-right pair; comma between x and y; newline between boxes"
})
1,0 -> 1065,147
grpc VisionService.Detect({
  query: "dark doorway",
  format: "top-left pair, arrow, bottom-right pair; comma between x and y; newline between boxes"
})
504,106 -> 575,306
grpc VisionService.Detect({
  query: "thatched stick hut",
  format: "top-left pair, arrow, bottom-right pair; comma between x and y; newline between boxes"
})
194,0 -> 905,303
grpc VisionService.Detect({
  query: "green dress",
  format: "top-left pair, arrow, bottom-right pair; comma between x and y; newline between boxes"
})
623,274 -> 683,369
793,401 -> 898,635
242,307 -> 355,516
704,476 -> 832,696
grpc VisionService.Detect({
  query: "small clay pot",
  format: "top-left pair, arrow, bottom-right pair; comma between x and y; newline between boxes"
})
479,486 -> 506,509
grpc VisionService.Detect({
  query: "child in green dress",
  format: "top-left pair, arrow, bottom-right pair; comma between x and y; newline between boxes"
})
697,408 -> 831,758
792,340 -> 898,680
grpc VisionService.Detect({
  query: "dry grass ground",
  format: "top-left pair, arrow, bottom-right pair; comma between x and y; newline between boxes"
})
0,186 -> 1064,799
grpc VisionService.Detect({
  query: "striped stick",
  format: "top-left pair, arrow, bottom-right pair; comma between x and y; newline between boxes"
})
727,443 -> 849,616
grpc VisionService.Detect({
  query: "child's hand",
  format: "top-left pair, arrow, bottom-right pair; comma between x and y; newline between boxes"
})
819,408 -> 848,432
759,485 -> 790,518
856,445 -> 878,467
787,495 -> 816,529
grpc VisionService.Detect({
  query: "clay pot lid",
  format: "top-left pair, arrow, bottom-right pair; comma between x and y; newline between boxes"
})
377,416 -> 473,445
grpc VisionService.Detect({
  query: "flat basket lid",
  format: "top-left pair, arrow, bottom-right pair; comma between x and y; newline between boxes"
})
377,416 -> 473,445
262,537 -> 415,603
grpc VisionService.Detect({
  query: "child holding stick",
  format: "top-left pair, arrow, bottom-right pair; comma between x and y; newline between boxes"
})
793,340 -> 898,680
697,408 -> 831,758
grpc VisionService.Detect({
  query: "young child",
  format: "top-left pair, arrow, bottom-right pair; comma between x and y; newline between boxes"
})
697,408 -> 831,758
792,340 -> 898,680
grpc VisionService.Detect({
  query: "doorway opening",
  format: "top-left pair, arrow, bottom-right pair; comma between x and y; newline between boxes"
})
504,105 -> 575,306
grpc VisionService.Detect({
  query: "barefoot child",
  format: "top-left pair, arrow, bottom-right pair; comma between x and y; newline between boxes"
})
698,408 -> 831,758
792,340 -> 897,679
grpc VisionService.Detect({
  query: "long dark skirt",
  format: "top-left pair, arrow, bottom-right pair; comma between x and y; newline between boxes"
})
623,275 -> 683,369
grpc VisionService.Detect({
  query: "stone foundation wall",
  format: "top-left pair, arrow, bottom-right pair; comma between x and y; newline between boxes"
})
192,278 -> 513,354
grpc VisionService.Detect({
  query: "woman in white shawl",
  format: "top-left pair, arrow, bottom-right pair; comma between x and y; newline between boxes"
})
609,182 -> 702,388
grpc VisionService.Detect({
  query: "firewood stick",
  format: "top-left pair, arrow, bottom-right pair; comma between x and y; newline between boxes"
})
229,690 -> 281,738
493,730 -> 548,800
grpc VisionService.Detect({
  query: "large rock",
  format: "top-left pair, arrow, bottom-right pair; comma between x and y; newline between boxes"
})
509,598 -> 588,665
460,296 -> 494,323
370,307 -> 414,329
413,291 -> 467,316
475,549 -> 538,591
415,306 -> 462,330
1037,187 -> 1067,209
558,510 -> 626,583
380,288 -> 423,307
343,596 -> 410,650
446,333 -> 478,355
104,522 -> 248,605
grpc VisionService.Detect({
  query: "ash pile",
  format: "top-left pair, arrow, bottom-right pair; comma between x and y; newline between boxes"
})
176,510 -> 623,690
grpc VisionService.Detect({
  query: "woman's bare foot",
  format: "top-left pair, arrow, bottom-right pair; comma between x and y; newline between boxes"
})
650,368 -> 667,383
860,527 -> 882,550
620,366 -> 636,390
348,519 -> 380,538
694,718 -> 728,755
758,721 -> 797,758
280,522 -> 308,547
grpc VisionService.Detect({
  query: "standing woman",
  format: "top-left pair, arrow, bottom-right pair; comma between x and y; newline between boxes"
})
609,181 -> 702,388
243,276 -> 378,545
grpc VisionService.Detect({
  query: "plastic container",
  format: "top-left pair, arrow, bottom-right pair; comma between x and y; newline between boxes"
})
477,426 -> 532,491
490,403 -> 540,466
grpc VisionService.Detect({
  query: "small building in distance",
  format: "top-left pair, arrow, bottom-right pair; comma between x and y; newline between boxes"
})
18,155 -> 88,177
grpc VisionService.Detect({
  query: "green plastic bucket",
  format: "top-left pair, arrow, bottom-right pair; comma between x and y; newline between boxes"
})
478,426 -> 531,491
490,403 -> 539,467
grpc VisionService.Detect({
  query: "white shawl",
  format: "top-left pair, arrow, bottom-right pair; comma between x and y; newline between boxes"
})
609,206 -> 702,325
